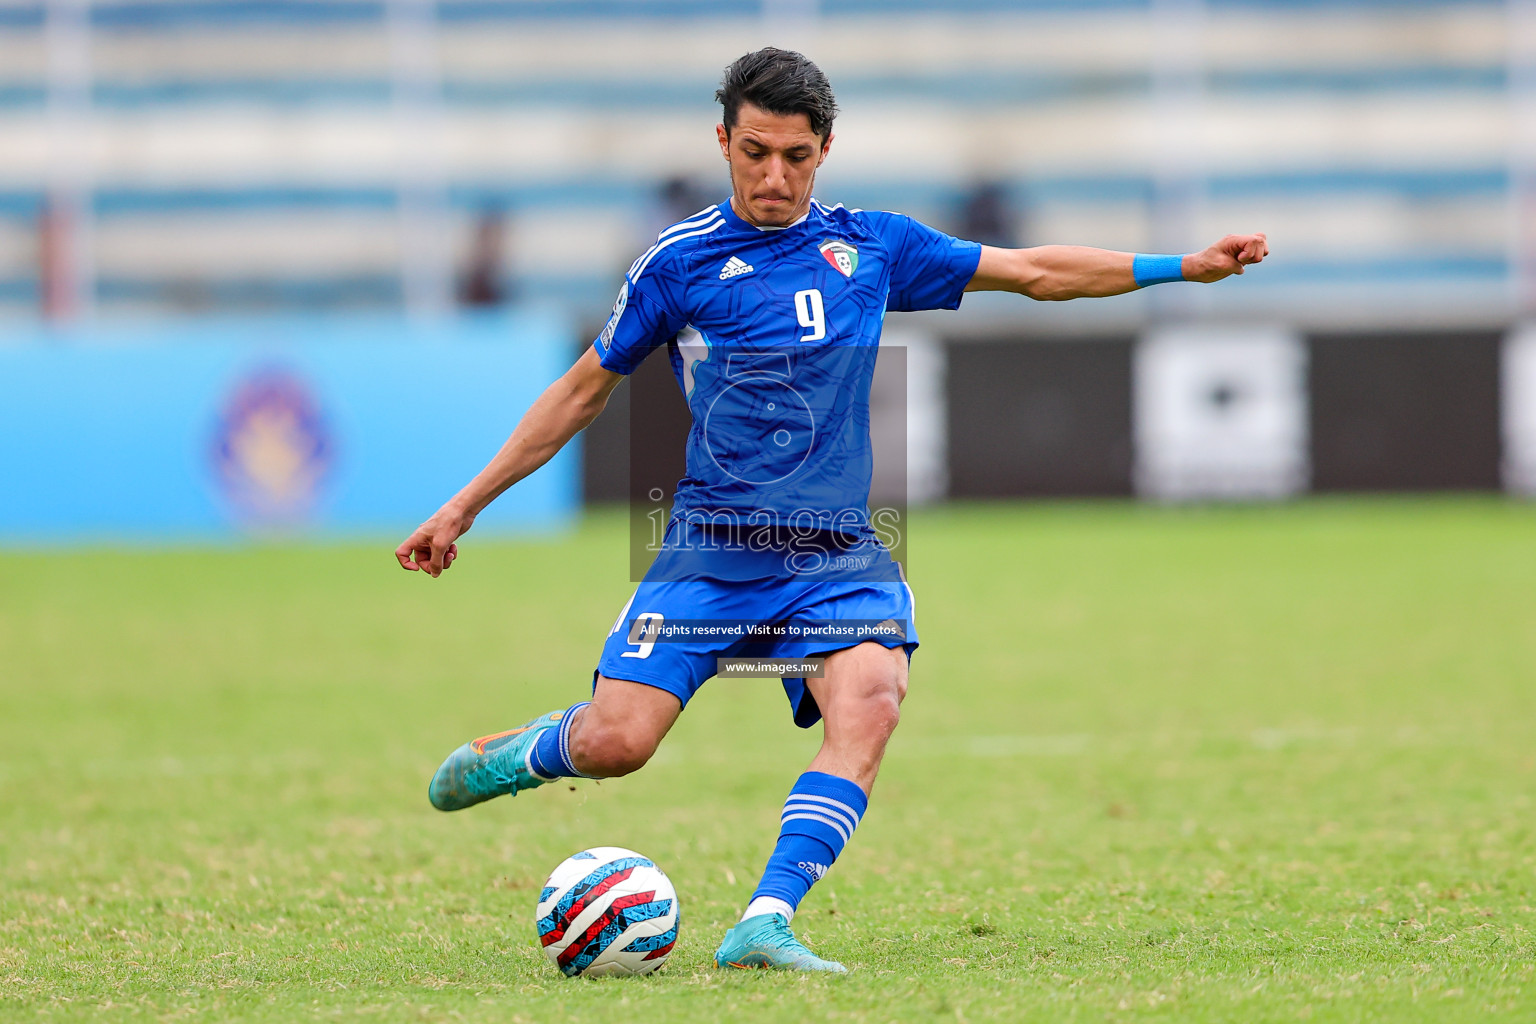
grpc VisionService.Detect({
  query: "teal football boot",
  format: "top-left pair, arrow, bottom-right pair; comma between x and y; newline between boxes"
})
715,913 -> 847,973
427,709 -> 565,811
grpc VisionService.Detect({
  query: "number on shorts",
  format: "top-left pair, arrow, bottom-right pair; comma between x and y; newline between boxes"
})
620,612 -> 664,659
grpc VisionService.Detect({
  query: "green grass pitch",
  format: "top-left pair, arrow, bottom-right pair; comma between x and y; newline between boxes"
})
2,498 -> 1534,1022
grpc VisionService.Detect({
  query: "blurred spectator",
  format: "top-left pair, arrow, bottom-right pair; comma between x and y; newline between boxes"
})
633,176 -> 718,264
658,175 -> 715,227
956,179 -> 1023,249
38,195 -> 70,320
458,208 -> 510,308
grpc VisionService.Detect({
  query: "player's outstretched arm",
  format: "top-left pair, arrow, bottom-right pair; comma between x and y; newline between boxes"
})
965,233 -> 1268,300
395,346 -> 624,577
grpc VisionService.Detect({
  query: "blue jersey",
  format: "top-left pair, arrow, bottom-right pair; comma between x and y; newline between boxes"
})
594,198 -> 981,579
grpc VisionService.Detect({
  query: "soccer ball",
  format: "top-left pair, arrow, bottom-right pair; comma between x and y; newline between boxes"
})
535,846 -> 679,977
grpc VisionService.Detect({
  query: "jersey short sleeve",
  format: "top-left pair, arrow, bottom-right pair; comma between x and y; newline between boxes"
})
862,211 -> 983,313
593,248 -> 689,375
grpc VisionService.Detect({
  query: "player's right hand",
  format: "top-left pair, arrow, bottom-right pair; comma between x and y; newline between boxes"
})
395,503 -> 475,577
1184,233 -> 1268,283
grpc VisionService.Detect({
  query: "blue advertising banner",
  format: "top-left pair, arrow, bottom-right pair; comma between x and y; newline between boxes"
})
0,313 -> 577,543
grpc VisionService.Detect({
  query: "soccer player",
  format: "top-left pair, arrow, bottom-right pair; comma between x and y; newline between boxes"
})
396,48 -> 1267,972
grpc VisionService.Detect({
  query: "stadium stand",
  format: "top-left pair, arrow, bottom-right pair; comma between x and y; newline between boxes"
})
0,0 -> 1523,325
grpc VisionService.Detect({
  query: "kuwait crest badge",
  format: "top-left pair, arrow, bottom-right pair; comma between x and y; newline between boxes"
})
819,239 -> 858,278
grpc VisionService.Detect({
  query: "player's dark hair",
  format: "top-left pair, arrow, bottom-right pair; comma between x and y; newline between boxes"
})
716,47 -> 838,141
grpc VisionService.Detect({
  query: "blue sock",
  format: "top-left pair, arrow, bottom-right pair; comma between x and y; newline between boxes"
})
527,702 -> 592,779
746,771 -> 868,921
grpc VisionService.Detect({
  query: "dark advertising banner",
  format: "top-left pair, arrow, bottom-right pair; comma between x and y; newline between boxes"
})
947,337 -> 1134,498
1309,330 -> 1502,492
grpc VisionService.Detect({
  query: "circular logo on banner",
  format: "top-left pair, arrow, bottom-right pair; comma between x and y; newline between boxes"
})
212,368 -> 333,524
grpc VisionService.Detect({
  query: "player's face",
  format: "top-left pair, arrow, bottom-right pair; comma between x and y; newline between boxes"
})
717,103 -> 832,228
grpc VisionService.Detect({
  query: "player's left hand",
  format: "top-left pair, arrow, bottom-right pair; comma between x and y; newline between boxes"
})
1183,233 -> 1268,283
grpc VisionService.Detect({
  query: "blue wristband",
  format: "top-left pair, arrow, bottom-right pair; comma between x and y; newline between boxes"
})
1132,253 -> 1186,288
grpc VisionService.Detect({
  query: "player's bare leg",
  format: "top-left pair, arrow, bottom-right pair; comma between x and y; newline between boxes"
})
718,641 -> 908,972
803,642 -> 908,792
566,676 -> 681,778
427,675 -> 679,811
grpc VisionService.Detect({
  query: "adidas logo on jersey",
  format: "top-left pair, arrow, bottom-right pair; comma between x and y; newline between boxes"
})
718,256 -> 755,280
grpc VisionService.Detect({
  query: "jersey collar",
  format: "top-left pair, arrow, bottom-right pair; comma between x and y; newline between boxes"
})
720,197 -> 815,234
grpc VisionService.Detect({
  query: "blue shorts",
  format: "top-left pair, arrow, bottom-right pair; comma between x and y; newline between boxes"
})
595,578 -> 918,728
